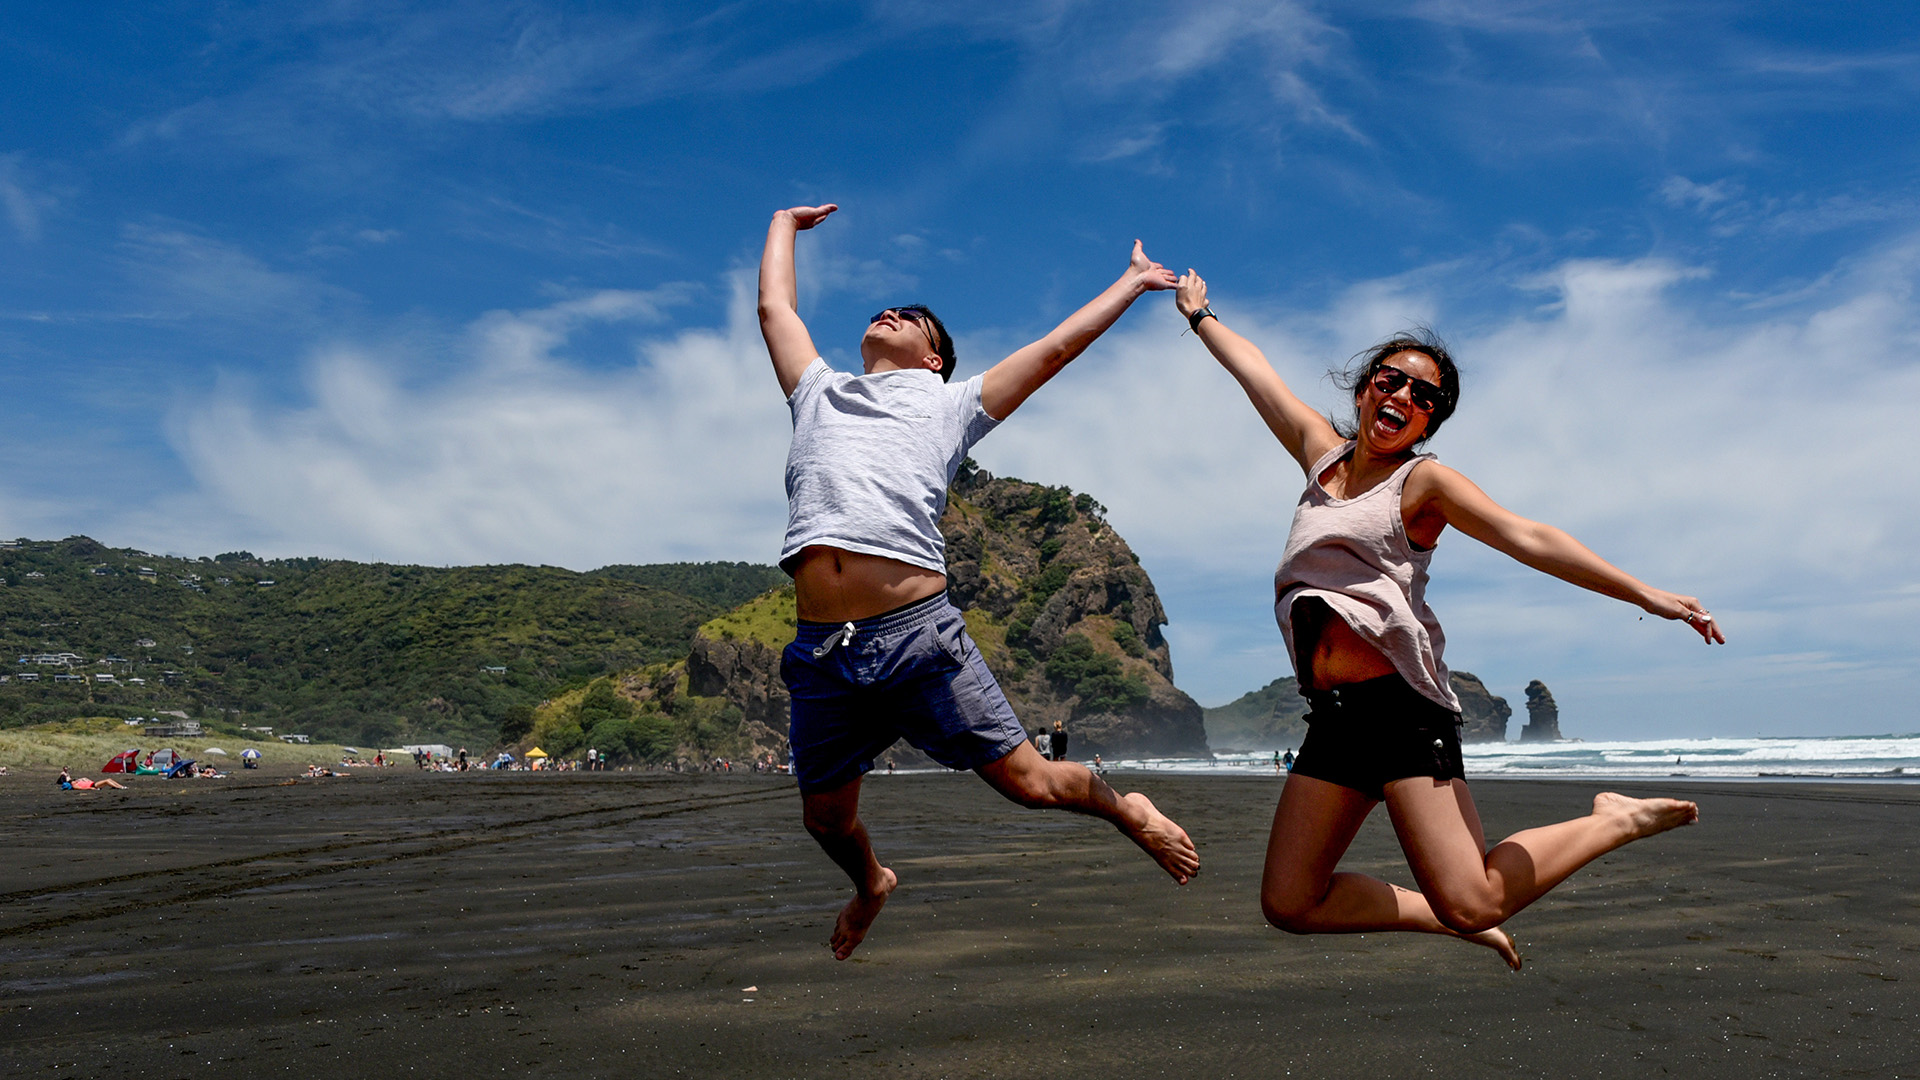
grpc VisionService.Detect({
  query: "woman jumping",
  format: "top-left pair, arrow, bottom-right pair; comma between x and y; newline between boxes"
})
1174,270 -> 1723,968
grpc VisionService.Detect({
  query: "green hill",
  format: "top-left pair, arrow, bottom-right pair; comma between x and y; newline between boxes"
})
0,536 -> 784,748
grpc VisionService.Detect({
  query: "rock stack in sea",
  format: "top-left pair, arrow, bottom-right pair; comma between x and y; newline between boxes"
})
1521,679 -> 1562,742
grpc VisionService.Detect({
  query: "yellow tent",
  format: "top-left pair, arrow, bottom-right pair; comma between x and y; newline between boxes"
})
525,747 -> 549,759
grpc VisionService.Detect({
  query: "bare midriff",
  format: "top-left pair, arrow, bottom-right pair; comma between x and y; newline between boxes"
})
1291,596 -> 1398,691
790,546 -> 947,623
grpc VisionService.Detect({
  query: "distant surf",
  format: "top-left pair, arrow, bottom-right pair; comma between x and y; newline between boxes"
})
1110,734 -> 1920,781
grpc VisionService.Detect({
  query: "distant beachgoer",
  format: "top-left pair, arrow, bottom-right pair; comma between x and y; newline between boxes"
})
63,770 -> 128,790
760,203 -> 1198,960
1176,271 -> 1720,969
1035,729 -> 1052,760
1052,721 -> 1070,761
1283,749 -> 1295,772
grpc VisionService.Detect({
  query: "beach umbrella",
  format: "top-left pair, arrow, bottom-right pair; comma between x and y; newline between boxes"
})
204,747 -> 228,756
240,748 -> 261,760
525,747 -> 549,759
341,746 -> 360,754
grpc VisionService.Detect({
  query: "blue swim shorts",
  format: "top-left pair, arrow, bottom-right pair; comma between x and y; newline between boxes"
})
781,592 -> 1027,793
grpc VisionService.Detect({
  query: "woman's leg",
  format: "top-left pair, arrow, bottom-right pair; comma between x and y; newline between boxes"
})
1385,778 -> 1698,935
1262,773 -> 1521,968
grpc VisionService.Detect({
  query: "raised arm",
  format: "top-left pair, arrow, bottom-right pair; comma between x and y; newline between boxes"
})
978,241 -> 1178,420
1405,462 -> 1726,644
1175,270 -> 1342,476
758,204 -> 838,398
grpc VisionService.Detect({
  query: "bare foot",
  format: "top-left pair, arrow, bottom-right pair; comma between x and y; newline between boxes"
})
1593,791 -> 1699,840
1117,792 -> 1199,884
1463,925 -> 1522,970
830,866 -> 897,960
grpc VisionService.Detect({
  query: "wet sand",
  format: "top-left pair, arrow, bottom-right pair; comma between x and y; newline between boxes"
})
3,768 -> 1916,1078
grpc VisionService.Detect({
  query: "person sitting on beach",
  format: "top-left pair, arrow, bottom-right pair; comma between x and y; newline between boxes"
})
60,768 -> 128,791
760,203 -> 1200,961
1175,271 -> 1721,969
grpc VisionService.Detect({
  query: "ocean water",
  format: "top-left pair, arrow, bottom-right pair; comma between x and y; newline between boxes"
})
1106,734 -> 1920,781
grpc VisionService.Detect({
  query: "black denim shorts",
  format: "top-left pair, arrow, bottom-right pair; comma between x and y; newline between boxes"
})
1290,673 -> 1464,801
782,592 -> 1026,793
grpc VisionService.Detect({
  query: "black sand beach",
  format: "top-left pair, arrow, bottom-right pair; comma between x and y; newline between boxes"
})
3,768 -> 1915,1078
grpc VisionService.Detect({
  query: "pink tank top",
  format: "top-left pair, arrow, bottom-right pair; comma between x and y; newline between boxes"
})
1273,441 -> 1459,712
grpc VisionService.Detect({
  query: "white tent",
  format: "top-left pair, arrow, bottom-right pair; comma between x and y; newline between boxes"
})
398,743 -> 454,758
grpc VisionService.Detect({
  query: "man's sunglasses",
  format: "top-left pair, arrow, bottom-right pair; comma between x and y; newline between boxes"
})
870,307 -> 932,326
1371,365 -> 1445,414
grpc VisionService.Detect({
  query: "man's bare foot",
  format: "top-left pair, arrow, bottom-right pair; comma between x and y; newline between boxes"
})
1463,925 -> 1522,970
830,866 -> 897,960
1593,791 -> 1699,840
1117,792 -> 1199,884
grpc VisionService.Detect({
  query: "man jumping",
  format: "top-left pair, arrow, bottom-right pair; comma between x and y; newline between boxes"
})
759,203 -> 1199,960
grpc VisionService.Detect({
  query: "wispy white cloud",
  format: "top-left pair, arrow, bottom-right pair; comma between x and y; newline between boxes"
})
0,154 -> 52,242
117,222 -> 352,326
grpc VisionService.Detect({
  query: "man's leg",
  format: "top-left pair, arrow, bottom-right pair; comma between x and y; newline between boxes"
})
975,742 -> 1199,884
801,776 -> 898,960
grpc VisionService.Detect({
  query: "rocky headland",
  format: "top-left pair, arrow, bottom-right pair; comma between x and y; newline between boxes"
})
529,463 -> 1209,766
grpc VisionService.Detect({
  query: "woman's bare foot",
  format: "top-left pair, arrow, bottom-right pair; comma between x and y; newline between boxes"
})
830,866 -> 897,960
1593,792 -> 1699,840
1117,792 -> 1200,884
1463,925 -> 1522,970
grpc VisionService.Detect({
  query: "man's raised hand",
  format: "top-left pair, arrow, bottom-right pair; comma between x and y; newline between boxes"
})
1130,240 -> 1179,292
781,204 -> 839,230
1176,269 -> 1209,319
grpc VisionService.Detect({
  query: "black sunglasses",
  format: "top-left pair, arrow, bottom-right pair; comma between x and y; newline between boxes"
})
1371,364 -> 1444,414
870,307 -> 931,325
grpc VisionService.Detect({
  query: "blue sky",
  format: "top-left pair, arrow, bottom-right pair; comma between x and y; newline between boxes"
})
4,2 -> 1918,736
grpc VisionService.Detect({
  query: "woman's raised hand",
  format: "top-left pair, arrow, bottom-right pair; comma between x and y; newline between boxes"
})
1130,240 -> 1179,291
779,204 -> 838,230
1176,269 -> 1208,319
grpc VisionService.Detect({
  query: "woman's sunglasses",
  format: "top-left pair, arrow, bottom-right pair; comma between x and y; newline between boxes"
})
1371,365 -> 1444,414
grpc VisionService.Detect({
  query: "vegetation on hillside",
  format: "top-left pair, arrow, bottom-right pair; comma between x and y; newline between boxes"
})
0,537 -> 781,748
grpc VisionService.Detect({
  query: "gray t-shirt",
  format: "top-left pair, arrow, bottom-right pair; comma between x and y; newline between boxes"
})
780,358 -> 1000,575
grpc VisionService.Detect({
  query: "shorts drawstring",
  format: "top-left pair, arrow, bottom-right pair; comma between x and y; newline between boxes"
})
812,621 -> 856,659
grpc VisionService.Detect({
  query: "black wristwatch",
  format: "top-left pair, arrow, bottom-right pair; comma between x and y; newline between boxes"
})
1187,305 -> 1217,332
